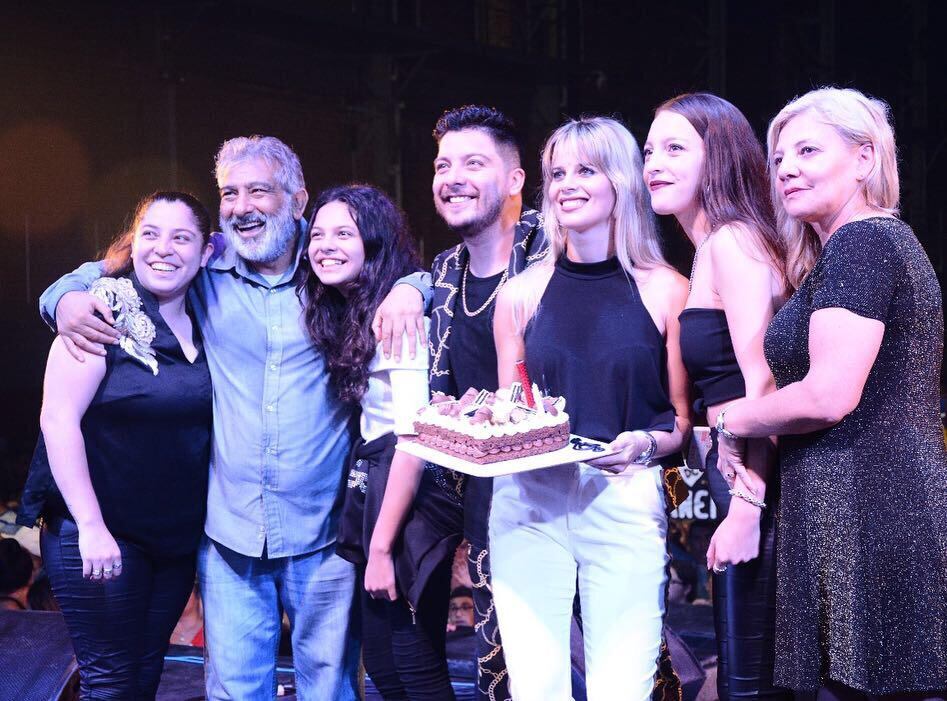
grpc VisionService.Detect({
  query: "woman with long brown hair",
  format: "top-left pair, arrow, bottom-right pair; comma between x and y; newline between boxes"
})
643,92 -> 791,700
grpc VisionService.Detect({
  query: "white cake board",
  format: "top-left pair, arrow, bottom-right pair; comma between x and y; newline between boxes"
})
396,434 -> 621,477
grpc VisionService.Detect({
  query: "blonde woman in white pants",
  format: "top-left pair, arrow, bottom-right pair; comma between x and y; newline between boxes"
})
491,116 -> 691,700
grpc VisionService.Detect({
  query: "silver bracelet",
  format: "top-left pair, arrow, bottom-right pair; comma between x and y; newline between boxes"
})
715,405 -> 740,440
632,431 -> 658,464
728,488 -> 767,510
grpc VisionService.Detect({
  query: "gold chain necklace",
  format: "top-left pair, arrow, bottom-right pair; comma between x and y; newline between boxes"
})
461,262 -> 509,317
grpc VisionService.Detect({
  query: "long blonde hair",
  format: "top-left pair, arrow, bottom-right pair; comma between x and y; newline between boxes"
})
767,87 -> 900,288
508,116 -> 666,332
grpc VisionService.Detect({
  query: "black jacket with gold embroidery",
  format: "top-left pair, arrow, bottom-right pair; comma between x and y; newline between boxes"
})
428,209 -> 547,396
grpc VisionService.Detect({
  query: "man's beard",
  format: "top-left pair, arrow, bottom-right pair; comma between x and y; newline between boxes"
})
437,189 -> 505,241
220,201 -> 298,265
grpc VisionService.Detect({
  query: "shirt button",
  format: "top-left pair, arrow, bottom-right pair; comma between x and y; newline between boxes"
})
271,324 -> 280,332
266,404 -> 275,412
269,288 -> 277,295
269,363 -> 278,371
265,447 -> 277,455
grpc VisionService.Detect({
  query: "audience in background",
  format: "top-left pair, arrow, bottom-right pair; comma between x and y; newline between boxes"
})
0,537 -> 33,610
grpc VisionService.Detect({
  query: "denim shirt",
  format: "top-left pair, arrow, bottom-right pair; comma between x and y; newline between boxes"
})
39,228 -> 358,558
195,235 -> 357,558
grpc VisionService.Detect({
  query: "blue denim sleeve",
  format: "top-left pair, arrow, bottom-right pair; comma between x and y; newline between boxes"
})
395,271 -> 433,314
38,260 -> 107,330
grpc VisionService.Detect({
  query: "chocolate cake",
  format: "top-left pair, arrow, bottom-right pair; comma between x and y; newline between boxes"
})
412,384 -> 570,464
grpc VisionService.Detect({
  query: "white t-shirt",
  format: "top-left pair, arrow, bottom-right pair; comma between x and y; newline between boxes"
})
359,319 -> 430,442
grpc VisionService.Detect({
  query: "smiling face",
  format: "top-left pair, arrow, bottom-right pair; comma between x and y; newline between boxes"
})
432,128 -> 519,238
308,200 -> 366,296
131,199 -> 212,301
218,158 -> 299,265
547,144 -> 615,236
643,110 -> 705,218
773,109 -> 872,229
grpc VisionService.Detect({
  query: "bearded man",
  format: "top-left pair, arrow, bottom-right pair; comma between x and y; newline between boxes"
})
39,136 -> 424,700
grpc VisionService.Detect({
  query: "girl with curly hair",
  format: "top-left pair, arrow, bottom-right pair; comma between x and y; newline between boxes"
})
299,184 -> 463,700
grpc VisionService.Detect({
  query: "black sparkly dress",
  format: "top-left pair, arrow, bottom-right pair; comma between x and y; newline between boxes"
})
763,218 -> 947,693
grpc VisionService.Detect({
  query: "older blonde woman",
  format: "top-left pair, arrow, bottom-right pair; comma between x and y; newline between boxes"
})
718,88 -> 947,698
490,116 -> 690,701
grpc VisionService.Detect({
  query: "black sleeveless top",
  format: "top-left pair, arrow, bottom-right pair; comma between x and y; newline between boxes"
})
678,308 -> 746,415
18,274 -> 212,557
525,256 -> 677,450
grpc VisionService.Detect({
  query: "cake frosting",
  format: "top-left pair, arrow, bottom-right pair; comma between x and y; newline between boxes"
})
413,384 -> 570,464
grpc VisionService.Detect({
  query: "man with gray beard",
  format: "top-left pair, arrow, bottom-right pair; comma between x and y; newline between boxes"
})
38,136 -> 428,700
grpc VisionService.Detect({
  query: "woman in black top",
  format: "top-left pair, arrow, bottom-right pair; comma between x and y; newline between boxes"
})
19,192 -> 213,699
491,116 -> 690,700
643,93 -> 790,700
718,88 -> 947,698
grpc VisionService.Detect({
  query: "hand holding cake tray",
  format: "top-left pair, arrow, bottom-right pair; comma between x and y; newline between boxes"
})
396,364 -> 619,477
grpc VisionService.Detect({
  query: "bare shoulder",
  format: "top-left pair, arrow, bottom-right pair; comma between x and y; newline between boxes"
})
634,266 -> 688,330
505,262 -> 553,296
44,336 -> 107,399
709,222 -> 771,267
47,335 -> 107,370
638,264 -> 688,300
495,276 -> 517,311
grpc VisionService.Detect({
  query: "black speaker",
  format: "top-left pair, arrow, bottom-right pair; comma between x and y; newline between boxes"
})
0,610 -> 78,701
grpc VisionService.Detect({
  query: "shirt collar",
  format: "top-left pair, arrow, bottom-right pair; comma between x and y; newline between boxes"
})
448,208 -> 541,272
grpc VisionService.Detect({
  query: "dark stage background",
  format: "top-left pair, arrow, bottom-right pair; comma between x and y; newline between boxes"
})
2,1 -> 945,497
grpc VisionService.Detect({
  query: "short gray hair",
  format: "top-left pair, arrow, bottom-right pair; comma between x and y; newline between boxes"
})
214,135 -> 305,194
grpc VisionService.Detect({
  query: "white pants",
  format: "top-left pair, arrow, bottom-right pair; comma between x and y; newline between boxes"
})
490,463 -> 668,701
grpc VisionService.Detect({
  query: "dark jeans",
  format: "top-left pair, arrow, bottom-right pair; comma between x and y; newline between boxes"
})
707,431 -> 792,701
361,556 -> 454,700
41,515 -> 195,700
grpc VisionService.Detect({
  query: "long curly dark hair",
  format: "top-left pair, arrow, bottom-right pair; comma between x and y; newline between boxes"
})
298,184 -> 421,405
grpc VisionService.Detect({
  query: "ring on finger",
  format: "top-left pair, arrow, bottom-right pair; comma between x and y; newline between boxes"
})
712,564 -> 728,574
113,561 -> 123,569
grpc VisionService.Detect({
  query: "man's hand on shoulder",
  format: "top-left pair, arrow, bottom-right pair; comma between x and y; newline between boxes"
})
372,283 -> 426,362
56,291 -> 120,361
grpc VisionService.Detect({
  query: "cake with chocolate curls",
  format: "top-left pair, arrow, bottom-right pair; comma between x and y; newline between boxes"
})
412,383 -> 570,464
